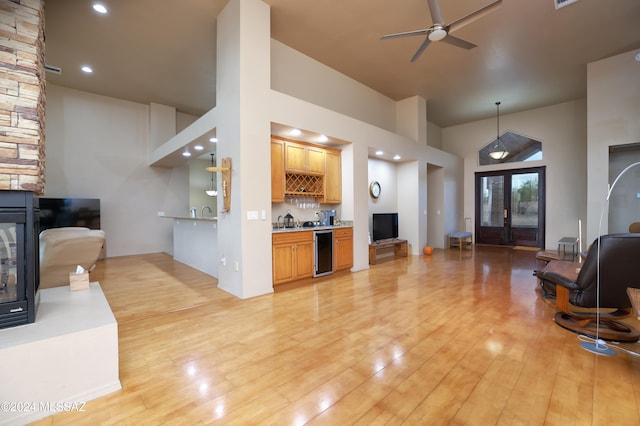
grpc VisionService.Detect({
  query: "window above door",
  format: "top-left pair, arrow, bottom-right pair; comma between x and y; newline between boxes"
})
479,131 -> 543,166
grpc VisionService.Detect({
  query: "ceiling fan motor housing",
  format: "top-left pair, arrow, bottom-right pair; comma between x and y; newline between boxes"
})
429,26 -> 447,41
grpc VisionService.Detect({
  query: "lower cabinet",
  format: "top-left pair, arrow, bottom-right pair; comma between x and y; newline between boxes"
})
272,231 -> 314,285
334,227 -> 353,271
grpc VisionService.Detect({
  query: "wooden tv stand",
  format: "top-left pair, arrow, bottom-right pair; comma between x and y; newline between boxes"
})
369,239 -> 408,265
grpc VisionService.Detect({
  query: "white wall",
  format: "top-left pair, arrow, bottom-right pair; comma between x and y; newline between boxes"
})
427,164 -> 445,247
587,48 -> 640,242
149,103 -> 175,151
443,100 -> 587,249
427,121 -> 443,150
368,158 -> 397,213
271,39 -> 397,133
44,85 -> 188,257
398,161 -> 423,253
395,96 -> 427,144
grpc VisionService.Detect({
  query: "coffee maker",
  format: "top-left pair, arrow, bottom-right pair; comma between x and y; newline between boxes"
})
320,209 -> 336,226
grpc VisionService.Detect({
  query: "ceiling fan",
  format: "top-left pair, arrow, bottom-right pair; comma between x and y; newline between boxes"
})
381,0 -> 502,62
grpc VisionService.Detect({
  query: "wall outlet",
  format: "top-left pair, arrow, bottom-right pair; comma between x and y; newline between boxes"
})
220,256 -> 226,266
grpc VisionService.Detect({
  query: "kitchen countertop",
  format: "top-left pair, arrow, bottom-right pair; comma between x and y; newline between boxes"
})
272,222 -> 352,233
165,216 -> 218,221
165,216 -> 351,230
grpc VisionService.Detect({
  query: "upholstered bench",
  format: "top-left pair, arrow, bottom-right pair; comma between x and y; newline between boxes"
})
448,231 -> 472,251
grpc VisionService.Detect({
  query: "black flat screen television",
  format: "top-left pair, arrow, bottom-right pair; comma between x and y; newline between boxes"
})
38,197 -> 101,232
372,213 -> 398,242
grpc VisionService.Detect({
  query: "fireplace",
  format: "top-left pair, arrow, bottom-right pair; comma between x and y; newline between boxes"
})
0,191 -> 39,329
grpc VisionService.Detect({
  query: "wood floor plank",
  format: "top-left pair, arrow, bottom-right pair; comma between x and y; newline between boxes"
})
28,248 -> 640,425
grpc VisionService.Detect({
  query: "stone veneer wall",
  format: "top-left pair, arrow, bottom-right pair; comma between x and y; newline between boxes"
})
0,0 -> 45,194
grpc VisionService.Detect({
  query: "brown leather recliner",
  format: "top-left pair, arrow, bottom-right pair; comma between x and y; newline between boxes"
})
534,233 -> 640,342
39,227 -> 105,289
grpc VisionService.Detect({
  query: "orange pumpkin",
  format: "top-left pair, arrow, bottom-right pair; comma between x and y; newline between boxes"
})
423,246 -> 433,255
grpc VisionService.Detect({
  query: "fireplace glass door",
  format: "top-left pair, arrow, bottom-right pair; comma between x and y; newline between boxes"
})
0,223 -> 19,305
0,190 -> 38,329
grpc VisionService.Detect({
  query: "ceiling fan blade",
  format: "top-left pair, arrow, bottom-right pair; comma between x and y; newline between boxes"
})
447,0 -> 502,34
410,36 -> 432,62
440,34 -> 476,50
427,0 -> 445,25
380,28 -> 430,40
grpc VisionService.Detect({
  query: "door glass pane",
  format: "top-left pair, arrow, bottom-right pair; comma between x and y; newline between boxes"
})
481,176 -> 504,227
511,173 -> 538,227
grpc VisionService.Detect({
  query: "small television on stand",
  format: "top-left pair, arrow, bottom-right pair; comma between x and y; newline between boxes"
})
372,213 -> 398,242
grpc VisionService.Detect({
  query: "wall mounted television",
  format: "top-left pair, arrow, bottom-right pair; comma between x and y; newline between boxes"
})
38,197 -> 101,232
372,213 -> 398,242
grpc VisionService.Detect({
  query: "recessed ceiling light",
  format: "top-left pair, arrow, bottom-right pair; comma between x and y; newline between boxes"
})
92,3 -> 108,14
375,150 -> 383,156
393,154 -> 401,160
290,129 -> 301,136
81,65 -> 93,73
318,134 -> 328,142
194,145 -> 204,151
182,151 -> 191,157
209,137 -> 217,143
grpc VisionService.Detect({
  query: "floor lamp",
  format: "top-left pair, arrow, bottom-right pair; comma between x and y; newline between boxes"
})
581,161 -> 640,356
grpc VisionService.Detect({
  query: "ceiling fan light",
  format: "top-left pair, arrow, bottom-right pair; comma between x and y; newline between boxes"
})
429,27 -> 447,41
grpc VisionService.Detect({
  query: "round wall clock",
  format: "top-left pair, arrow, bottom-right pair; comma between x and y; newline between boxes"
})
369,181 -> 381,198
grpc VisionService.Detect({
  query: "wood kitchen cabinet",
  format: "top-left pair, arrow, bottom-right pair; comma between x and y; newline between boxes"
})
271,139 -> 285,202
285,142 -> 325,174
271,136 -> 341,203
334,227 -> 353,271
323,149 -> 341,204
272,231 -> 314,285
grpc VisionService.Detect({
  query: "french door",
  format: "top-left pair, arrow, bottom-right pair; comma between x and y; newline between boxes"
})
475,167 -> 545,247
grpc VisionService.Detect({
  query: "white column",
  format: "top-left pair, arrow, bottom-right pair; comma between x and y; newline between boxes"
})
216,0 -> 273,298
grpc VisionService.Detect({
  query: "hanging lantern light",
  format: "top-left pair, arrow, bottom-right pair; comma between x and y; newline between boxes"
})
489,101 -> 509,160
205,153 -> 217,197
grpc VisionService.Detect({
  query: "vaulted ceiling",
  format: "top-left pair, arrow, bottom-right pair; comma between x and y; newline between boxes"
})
44,0 -> 640,128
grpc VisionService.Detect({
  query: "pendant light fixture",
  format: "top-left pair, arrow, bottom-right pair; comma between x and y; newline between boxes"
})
489,101 -> 509,160
205,153 -> 217,197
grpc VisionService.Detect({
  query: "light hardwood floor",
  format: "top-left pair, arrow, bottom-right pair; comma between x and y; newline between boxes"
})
31,246 -> 640,425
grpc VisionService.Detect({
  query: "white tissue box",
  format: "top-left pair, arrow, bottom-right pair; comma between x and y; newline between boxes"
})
69,271 -> 89,291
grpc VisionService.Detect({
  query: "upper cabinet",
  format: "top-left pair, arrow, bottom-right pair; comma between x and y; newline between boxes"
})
271,139 -> 285,203
271,136 -> 341,204
285,142 -> 325,174
323,149 -> 341,204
